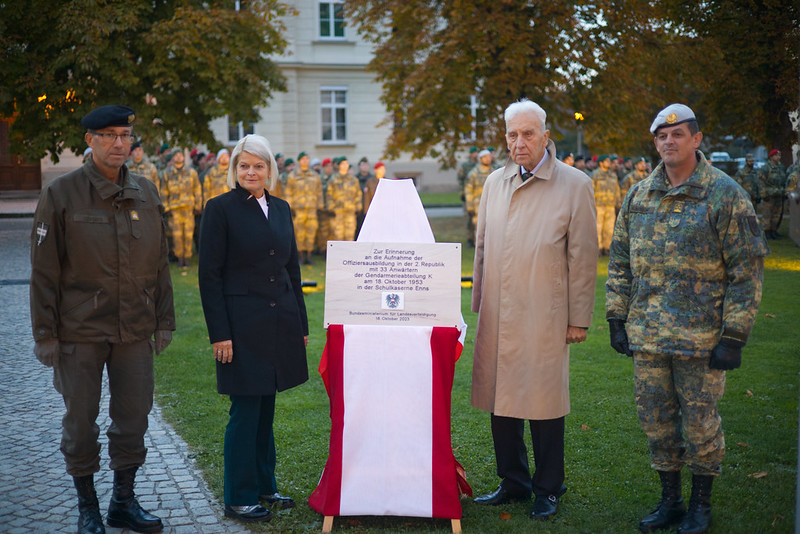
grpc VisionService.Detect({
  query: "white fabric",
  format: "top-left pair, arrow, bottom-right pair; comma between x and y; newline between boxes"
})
357,178 -> 434,243
256,194 -> 269,219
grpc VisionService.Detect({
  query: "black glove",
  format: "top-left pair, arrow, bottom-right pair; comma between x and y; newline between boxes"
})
34,338 -> 60,368
709,338 -> 744,370
608,319 -> 633,357
154,330 -> 173,356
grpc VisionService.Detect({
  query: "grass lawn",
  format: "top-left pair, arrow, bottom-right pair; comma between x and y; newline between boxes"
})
155,217 -> 799,533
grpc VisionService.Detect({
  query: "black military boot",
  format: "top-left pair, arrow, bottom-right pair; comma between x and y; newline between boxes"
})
73,475 -> 105,534
638,470 -> 685,532
677,474 -> 713,534
106,467 -> 163,533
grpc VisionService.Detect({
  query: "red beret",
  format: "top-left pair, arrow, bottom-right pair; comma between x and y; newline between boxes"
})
374,161 -> 385,169
769,149 -> 780,158
190,148 -> 199,158
321,158 -> 332,166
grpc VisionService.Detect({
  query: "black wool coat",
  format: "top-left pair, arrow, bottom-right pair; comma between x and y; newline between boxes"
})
198,186 -> 309,395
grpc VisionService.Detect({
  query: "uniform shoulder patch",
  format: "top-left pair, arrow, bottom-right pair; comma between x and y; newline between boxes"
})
35,221 -> 49,245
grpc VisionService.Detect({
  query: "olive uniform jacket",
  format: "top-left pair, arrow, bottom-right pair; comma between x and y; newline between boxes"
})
198,186 -> 309,396
30,157 -> 175,344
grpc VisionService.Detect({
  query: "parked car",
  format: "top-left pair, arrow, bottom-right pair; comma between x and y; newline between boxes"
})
709,151 -> 732,162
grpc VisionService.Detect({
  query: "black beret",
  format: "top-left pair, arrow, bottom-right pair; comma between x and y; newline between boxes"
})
130,141 -> 142,150
81,105 -> 136,130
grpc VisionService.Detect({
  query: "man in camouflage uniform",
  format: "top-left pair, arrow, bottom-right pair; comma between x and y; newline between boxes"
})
202,148 -> 231,206
127,142 -> 160,193
606,104 -> 768,534
285,151 -> 323,265
457,147 -> 479,202
758,149 -> 786,239
620,157 -> 649,200
325,156 -> 362,242
464,149 -> 494,246
162,149 -> 202,267
315,158 -> 336,254
733,154 -> 760,205
592,154 -> 621,255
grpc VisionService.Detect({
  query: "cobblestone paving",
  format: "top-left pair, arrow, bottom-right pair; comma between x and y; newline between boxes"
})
0,218 -> 250,533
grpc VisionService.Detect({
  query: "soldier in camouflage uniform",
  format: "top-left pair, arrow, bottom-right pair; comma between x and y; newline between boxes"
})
758,149 -> 786,239
127,142 -> 160,193
285,152 -> 323,265
592,154 -> 621,255
315,158 -> 336,254
464,149 -> 494,245
162,149 -> 203,267
733,154 -> 760,206
203,148 -> 231,206
325,157 -> 362,242
620,157 -> 649,200
606,104 -> 768,534
786,151 -> 799,193
457,147 -> 479,203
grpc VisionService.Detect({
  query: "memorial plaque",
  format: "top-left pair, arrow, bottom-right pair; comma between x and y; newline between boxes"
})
324,241 -> 462,328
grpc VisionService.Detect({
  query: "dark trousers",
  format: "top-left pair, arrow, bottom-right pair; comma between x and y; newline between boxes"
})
491,413 -> 565,497
54,340 -> 154,476
224,395 -> 277,505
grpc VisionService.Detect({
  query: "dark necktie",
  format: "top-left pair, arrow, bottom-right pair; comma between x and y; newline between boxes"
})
521,171 -> 533,181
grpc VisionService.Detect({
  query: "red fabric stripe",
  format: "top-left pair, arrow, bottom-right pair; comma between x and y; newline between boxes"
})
308,325 -> 345,516
430,326 -> 462,519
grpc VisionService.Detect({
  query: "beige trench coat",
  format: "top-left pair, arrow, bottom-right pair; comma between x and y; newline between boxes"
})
471,140 -> 598,420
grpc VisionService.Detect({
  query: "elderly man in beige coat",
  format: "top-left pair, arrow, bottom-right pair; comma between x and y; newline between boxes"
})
471,99 -> 598,520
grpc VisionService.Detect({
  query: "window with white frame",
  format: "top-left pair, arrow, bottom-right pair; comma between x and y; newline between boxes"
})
228,117 -> 255,143
319,0 -> 345,39
320,87 -> 347,143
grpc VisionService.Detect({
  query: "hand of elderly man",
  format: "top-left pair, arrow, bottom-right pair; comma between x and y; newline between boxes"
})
709,338 -> 743,370
608,319 -> 633,357
34,338 -> 60,368
154,330 -> 173,355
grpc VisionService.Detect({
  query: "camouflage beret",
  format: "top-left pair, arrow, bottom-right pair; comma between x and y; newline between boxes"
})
650,103 -> 696,135
81,105 -> 135,130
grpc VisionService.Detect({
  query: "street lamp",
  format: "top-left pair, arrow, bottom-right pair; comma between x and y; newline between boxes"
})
574,112 -> 584,155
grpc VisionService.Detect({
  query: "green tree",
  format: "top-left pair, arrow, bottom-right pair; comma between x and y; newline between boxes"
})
0,0 -> 291,162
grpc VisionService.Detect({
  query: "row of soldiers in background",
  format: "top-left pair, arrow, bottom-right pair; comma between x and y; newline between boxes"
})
127,143 -> 387,266
458,147 -> 507,246
733,149 -> 800,240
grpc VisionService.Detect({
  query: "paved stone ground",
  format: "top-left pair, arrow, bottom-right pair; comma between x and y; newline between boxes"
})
0,217 -> 250,533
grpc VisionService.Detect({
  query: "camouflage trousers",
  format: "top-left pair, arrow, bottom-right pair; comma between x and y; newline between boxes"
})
596,205 -> 616,251
169,207 -> 195,260
293,208 -> 319,251
466,211 -> 477,242
316,211 -> 334,252
330,210 -> 357,241
634,352 -> 725,476
761,195 -> 783,232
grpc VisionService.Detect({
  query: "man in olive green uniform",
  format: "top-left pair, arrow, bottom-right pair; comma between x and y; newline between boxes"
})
758,149 -> 786,239
606,104 -> 767,534
202,148 -> 231,206
620,157 -> 649,200
592,154 -> 621,255
162,149 -> 202,267
30,105 -> 175,534
464,149 -> 494,245
285,151 -> 324,264
127,142 -> 160,193
326,156 -> 362,241
733,154 -> 760,205
457,147 -> 479,199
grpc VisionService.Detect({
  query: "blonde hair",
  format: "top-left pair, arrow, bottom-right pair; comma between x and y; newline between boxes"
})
227,134 -> 278,191
504,98 -> 547,132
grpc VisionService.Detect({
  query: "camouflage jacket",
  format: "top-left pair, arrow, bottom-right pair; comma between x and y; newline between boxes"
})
464,164 -> 493,214
759,160 -> 786,197
162,165 -> 202,213
203,164 -> 230,206
733,165 -> 760,202
325,172 -> 362,212
457,159 -> 477,190
620,170 -> 648,199
127,159 -> 160,192
285,168 -> 324,210
786,162 -> 799,192
592,169 -> 621,207
606,152 -> 768,356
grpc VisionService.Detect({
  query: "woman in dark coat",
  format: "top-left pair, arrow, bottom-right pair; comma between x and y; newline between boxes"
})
198,134 -> 309,522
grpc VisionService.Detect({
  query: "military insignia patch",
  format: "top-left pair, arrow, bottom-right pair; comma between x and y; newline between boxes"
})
666,113 -> 678,124
36,221 -> 49,245
127,114 -> 135,124
130,210 -> 139,221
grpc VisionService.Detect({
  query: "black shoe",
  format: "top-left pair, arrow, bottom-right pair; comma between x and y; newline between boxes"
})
224,504 -> 272,522
676,475 -> 713,534
639,470 -> 685,532
260,492 -> 295,509
106,467 -> 163,533
529,485 -> 567,521
473,485 -> 530,505
73,475 -> 105,534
